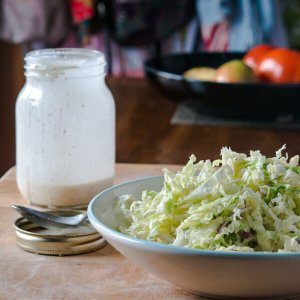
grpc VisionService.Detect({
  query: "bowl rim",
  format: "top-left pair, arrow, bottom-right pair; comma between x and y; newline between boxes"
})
88,175 -> 300,259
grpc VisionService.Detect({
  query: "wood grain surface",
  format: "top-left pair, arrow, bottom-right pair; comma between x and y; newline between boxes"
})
0,164 -> 214,300
109,77 -> 300,165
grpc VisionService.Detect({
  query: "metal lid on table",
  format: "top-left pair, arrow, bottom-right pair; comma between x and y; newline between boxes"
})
14,210 -> 106,256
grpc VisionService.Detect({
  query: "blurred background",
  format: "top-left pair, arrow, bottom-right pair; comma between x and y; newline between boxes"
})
1,0 -> 300,176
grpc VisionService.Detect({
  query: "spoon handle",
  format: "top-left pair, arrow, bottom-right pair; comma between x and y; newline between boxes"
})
12,204 -> 88,226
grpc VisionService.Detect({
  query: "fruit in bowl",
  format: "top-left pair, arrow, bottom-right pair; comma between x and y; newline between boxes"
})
244,45 -> 300,83
184,45 -> 300,84
243,44 -> 274,71
183,60 -> 259,84
255,48 -> 300,83
183,67 -> 216,81
214,59 -> 259,83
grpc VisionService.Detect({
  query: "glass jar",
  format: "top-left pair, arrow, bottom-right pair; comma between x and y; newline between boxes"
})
16,48 -> 115,208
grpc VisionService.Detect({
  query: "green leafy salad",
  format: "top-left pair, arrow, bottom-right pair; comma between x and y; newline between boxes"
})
116,146 -> 300,252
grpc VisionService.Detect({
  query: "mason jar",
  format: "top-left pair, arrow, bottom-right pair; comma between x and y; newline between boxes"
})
16,48 -> 115,208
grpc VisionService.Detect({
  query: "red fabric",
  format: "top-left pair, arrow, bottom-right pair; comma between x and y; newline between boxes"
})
201,20 -> 229,52
70,0 -> 95,23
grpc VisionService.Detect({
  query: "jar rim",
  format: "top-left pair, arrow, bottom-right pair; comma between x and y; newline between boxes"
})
24,48 -> 106,78
25,48 -> 105,66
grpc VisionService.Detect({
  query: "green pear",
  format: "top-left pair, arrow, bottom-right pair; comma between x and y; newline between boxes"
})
215,60 -> 259,83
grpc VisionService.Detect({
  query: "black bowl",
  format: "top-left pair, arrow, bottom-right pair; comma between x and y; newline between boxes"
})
144,53 -> 300,119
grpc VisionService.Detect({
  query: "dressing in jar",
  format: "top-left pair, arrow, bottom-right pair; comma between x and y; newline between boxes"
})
16,49 -> 115,208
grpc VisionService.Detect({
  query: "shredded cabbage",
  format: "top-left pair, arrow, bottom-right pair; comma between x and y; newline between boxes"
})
116,145 -> 300,252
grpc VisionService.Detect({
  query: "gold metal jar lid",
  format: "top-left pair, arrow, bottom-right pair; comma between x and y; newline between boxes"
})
14,210 -> 106,256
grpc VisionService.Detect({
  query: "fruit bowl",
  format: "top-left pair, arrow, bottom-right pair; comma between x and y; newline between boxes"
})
88,176 -> 300,299
144,53 -> 300,118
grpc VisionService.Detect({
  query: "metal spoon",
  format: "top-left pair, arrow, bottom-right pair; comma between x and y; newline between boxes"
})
12,204 -> 88,229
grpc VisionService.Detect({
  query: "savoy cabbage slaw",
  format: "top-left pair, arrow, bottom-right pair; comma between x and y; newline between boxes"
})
116,146 -> 300,252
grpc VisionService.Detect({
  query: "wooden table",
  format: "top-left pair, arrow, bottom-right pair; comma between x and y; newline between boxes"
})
110,77 -> 300,165
0,163 -> 212,300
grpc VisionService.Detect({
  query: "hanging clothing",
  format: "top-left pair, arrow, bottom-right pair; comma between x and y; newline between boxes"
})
0,0 -> 71,46
196,0 -> 288,51
1,0 -> 292,76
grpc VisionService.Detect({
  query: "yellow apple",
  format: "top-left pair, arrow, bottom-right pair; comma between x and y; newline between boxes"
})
215,60 -> 259,83
183,67 -> 216,81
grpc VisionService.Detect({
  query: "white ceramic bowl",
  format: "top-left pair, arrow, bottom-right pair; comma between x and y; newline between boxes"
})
88,176 -> 300,299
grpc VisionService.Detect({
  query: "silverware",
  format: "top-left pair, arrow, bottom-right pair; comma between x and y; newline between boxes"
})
12,204 -> 88,229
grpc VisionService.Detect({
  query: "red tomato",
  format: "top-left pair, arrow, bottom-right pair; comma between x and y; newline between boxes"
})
256,48 -> 300,83
243,44 -> 274,71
